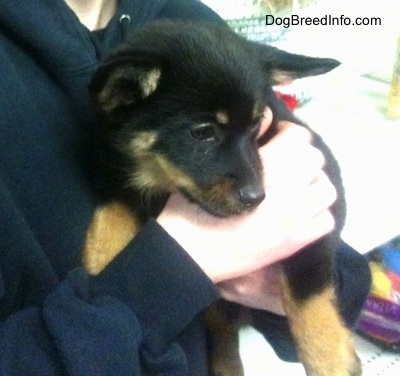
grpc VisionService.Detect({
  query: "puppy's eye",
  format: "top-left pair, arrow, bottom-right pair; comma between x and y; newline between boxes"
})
190,124 -> 216,141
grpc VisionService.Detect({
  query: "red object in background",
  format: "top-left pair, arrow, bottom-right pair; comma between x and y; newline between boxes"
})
275,91 -> 299,112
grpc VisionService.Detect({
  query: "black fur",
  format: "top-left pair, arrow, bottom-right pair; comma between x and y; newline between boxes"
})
90,20 -> 342,219
88,20 -> 356,375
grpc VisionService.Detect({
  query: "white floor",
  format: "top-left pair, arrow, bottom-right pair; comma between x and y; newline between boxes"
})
354,335 -> 400,376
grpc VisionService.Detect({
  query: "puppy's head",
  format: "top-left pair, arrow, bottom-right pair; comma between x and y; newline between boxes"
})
90,20 -> 339,217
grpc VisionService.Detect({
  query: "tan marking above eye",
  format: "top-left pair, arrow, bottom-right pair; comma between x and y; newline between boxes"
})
140,68 -> 161,98
215,110 -> 229,125
128,152 -> 197,193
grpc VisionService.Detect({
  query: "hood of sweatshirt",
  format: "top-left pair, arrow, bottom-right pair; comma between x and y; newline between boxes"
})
0,0 -> 170,130
0,0 -> 171,275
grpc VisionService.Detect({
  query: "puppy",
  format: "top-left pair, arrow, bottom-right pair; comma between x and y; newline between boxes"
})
82,20 -> 361,376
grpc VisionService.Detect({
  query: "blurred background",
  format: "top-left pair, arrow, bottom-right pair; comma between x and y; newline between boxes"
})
201,0 -> 400,81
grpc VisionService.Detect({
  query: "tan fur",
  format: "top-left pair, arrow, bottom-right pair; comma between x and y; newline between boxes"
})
281,276 -> 362,376
125,131 -> 197,193
97,67 -> 161,113
204,302 -> 249,376
216,110 -> 229,125
202,180 -> 243,213
128,142 -> 250,215
141,68 -> 161,97
128,131 -> 158,156
82,201 -> 140,275
128,153 -> 197,193
269,68 -> 295,85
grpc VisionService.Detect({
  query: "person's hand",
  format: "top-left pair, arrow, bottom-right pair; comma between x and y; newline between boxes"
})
218,263 -> 286,315
157,109 -> 337,286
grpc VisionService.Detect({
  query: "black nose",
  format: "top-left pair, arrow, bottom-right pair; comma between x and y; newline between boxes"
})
238,186 -> 265,208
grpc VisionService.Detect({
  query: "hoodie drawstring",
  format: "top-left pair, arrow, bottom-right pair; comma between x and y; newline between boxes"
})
119,14 -> 131,40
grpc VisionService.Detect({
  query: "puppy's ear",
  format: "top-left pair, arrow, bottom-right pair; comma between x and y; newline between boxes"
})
89,56 -> 162,116
256,44 -> 340,85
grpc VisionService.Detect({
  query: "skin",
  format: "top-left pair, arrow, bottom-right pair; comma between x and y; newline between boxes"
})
66,1 -> 337,316
64,0 -> 118,30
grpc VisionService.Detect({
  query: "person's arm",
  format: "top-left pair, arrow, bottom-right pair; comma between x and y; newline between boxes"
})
0,198 -> 219,375
0,118 -> 351,374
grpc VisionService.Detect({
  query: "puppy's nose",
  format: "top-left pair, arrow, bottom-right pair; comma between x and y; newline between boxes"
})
238,186 -> 265,208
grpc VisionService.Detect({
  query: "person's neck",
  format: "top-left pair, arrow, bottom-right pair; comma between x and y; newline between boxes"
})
64,0 -> 118,30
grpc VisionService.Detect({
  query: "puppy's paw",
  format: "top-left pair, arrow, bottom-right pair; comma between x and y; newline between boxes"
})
210,358 -> 244,376
347,352 -> 362,376
282,283 -> 362,376
307,339 -> 361,376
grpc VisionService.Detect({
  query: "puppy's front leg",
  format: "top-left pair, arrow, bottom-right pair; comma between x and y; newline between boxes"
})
282,242 -> 361,376
204,301 -> 248,376
82,201 -> 140,275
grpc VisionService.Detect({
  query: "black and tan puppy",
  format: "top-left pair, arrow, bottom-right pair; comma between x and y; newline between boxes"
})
82,20 -> 361,376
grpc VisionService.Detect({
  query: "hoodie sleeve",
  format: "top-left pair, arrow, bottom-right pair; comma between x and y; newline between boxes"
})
0,219 -> 220,376
0,1 -> 225,374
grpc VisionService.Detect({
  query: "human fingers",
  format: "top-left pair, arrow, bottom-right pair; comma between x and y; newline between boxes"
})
158,185 -> 335,285
218,264 -> 285,315
266,171 -> 337,251
299,209 -> 336,247
260,127 -> 325,187
273,120 -> 313,144
304,171 -> 337,218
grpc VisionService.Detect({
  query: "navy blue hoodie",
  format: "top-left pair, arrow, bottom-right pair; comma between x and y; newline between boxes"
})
0,1 -> 370,375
